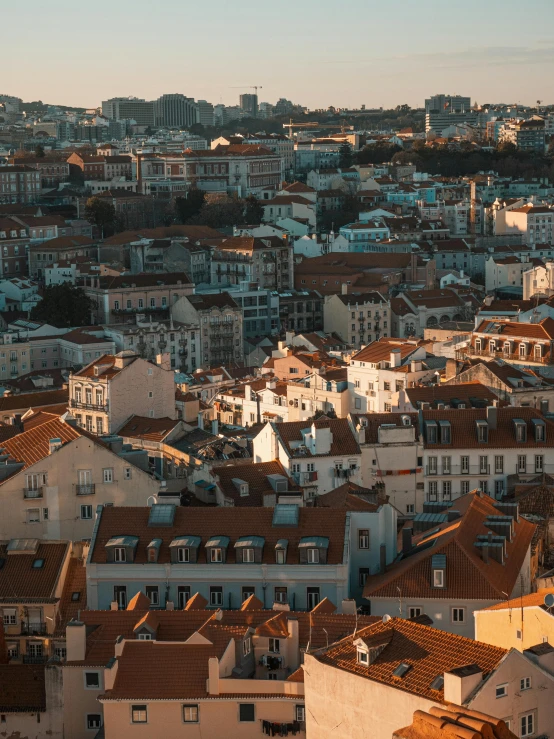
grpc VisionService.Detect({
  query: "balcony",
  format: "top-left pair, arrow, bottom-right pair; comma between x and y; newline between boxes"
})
292,471 -> 318,485
21,622 -> 47,636
515,463 -> 554,476
23,487 -> 43,499
23,655 -> 48,664
70,399 -> 109,413
425,465 -> 490,476
75,484 -> 96,496
469,348 -> 550,365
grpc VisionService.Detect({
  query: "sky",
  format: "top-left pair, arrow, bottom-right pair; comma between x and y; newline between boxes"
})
3,0 -> 554,111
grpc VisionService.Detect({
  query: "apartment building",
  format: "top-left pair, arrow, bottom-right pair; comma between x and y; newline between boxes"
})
523,260 -> 554,299
498,118 -> 546,152
502,204 -> 554,246
339,218 -> 391,250
29,235 -> 99,279
211,236 -> 294,291
0,414 -> 162,541
103,318 -> 196,372
421,406 -> 554,502
364,491 -> 534,635
485,254 -> 538,292
253,418 -> 362,498
304,614 -> 552,739
215,378 -> 289,427
0,165 -> 41,204
81,272 -> 194,324
209,459 -> 298,506
349,412 -> 424,516
69,351 -> 176,434
392,288 -> 476,338
0,217 -> 29,278
285,368 -> 350,422
462,318 -> 554,368
348,339 -> 439,413
172,292 -> 243,367
128,236 -> 212,284
277,290 -> 323,333
323,291 -> 391,348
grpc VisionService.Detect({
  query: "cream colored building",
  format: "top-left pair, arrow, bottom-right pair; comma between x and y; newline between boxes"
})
303,618 -> 554,739
323,291 -> 391,348
69,350 -> 176,435
523,261 -> 554,300
474,589 -> 554,651
0,414 -> 162,542
286,369 -> 350,421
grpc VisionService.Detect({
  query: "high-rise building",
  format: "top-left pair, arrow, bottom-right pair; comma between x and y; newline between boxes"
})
239,93 -> 258,118
154,94 -> 197,128
425,94 -> 471,114
258,102 -> 274,119
101,97 -> 155,126
196,100 -> 214,127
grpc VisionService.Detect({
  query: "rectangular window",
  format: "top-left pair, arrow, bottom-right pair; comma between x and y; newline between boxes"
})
535,455 -> 543,473
131,705 -> 148,723
183,705 -> 199,723
114,547 -> 126,562
296,705 -> 306,723
452,607 -> 465,623
517,455 -> 527,473
268,638 -> 280,654
242,548 -> 255,563
87,714 -> 102,730
210,586 -> 223,607
80,505 -> 92,520
461,455 -> 469,474
274,587 -> 287,603
103,468 -> 113,483
239,704 -> 255,723
2,608 -> 17,625
433,569 -> 444,588
494,455 -> 504,474
178,548 -> 190,563
496,684 -> 508,699
146,586 -> 159,606
275,549 -> 285,565
114,586 -> 127,609
358,529 -> 370,549
495,480 -> 504,498
408,607 -> 422,619
479,455 -> 488,474
210,548 -> 223,563
442,480 -> 452,500
177,586 -> 190,609
520,677 -> 531,691
520,713 -> 534,737
243,637 -> 251,656
307,587 -> 320,609
124,467 -> 132,480
85,672 -> 100,689
359,568 -> 369,587
307,548 -> 319,564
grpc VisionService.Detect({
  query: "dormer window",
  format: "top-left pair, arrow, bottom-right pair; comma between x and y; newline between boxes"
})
105,536 -> 138,563
439,421 -> 451,445
514,419 -> 527,443
425,421 -> 438,444
357,648 -> 369,665
433,570 -> 444,587
114,547 -> 126,562
147,539 -> 162,563
235,536 -> 264,564
431,554 -> 446,588
307,548 -> 319,564
275,539 -> 288,564
177,548 -> 189,562
476,420 -> 488,443
532,418 -> 546,442
210,548 -> 222,563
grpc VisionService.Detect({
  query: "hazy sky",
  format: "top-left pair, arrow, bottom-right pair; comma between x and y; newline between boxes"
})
4,0 -> 554,110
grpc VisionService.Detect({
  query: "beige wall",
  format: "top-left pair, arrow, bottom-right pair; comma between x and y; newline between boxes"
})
475,604 -> 554,652
0,435 -> 161,541
286,381 -> 350,421
101,698 -> 304,739
63,665 -> 106,739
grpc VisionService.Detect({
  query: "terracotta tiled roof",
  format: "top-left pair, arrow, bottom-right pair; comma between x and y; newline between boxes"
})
394,706 -> 517,739
73,354 -> 131,379
0,665 -> 46,711
0,416 -> 81,472
273,418 -> 360,458
212,460 -> 299,506
314,481 -> 386,511
102,225 -> 225,246
287,666 -> 304,683
94,272 -> 193,290
405,382 -> 503,409
90,505 -> 348,566
0,389 -> 68,412
364,492 -> 535,601
0,541 -> 69,602
54,557 -> 86,636
312,617 -> 506,703
352,338 -> 424,364
127,591 -> 151,611
421,406 -> 554,449
351,412 -> 420,444
185,292 -> 239,311
479,588 -> 554,611
117,415 -> 180,442
474,317 -> 554,341
512,483 -> 554,553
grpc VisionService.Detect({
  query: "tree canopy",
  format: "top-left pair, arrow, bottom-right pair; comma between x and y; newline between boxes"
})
30,284 -> 95,328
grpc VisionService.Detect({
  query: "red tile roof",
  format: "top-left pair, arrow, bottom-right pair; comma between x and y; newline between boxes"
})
90,505 -> 348,565
212,460 -> 299,506
312,617 -> 506,703
0,665 -> 46,711
352,338 -> 425,364
394,706 -> 517,739
117,415 -> 180,442
273,418 -> 360,458
364,492 -> 535,601
0,541 -> 69,602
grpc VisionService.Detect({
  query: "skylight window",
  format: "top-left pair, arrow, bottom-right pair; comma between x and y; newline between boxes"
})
147,504 -> 176,527
32,558 -> 44,569
430,675 -> 444,691
71,592 -> 81,602
393,662 -> 411,678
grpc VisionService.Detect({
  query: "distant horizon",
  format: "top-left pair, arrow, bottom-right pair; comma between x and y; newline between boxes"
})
4,0 -> 554,111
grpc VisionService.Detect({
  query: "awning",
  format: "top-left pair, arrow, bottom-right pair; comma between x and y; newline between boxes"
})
234,536 -> 265,548
205,536 -> 230,548
298,536 -> 329,549
169,536 -> 201,548
195,479 -> 216,491
275,539 -> 288,550
106,536 -> 138,548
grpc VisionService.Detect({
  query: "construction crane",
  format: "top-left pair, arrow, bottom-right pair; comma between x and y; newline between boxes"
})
230,86 -> 263,94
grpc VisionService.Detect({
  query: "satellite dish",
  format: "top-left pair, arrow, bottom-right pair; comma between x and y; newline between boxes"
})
382,614 -> 392,623
544,593 -> 554,608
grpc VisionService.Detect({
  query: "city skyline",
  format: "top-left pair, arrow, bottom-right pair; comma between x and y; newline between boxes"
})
4,0 -> 554,111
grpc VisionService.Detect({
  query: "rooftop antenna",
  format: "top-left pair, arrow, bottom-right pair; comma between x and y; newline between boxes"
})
397,586 -> 402,617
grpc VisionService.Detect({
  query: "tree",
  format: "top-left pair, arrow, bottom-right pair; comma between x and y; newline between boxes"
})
243,195 -> 264,225
338,142 -> 353,169
188,196 -> 245,229
174,188 -> 206,224
34,144 -> 45,158
84,197 -> 117,237
30,284 -> 95,328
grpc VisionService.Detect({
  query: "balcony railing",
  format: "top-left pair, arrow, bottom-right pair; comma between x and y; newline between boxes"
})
70,400 -> 109,412
469,348 -> 550,364
23,487 -> 43,499
75,484 -> 96,496
21,622 -> 47,636
23,655 -> 48,664
425,465 -> 490,476
292,471 -> 318,485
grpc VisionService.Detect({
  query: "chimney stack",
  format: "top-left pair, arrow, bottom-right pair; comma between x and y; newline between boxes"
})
402,527 -> 413,555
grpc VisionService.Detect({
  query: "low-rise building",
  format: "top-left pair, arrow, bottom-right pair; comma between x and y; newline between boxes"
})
323,291 -> 391,348
211,236 -> 294,291
475,589 -> 554,651
462,317 -> 554,368
0,165 -> 41,204
103,318 -> 196,372
69,351 -> 176,435
364,491 -> 535,638
392,288 -> 476,338
172,292 -> 244,367
253,418 -> 362,498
